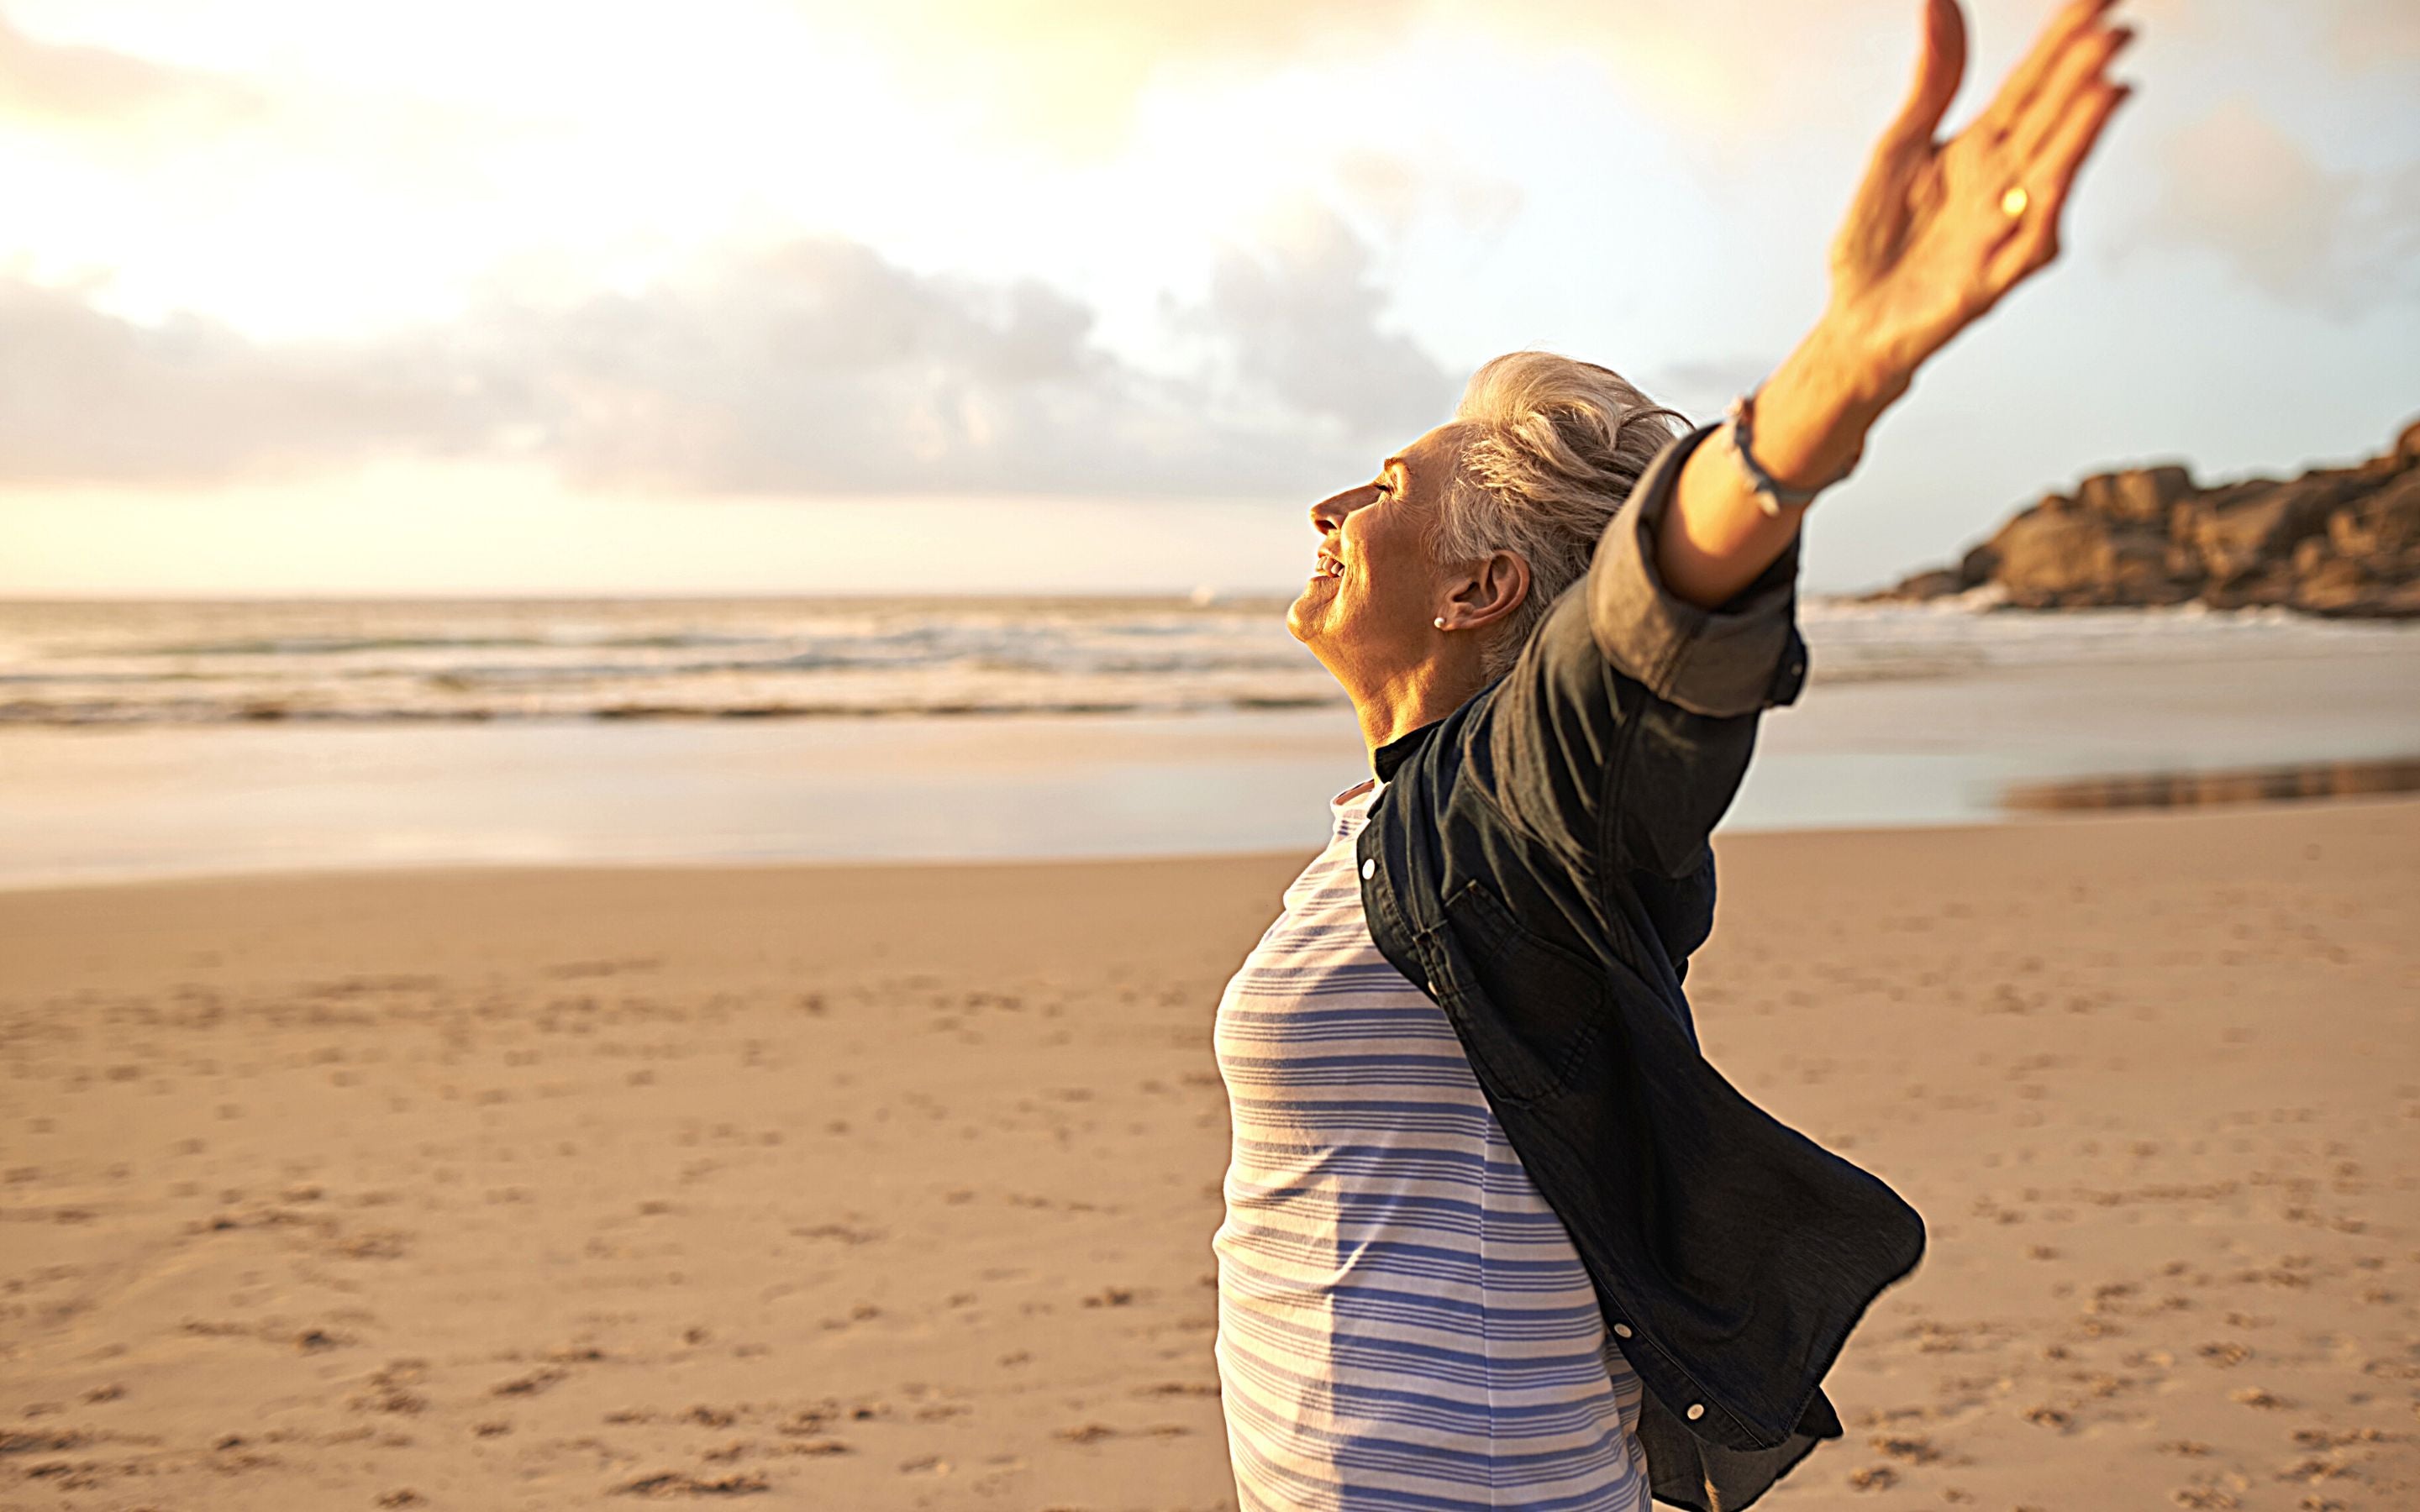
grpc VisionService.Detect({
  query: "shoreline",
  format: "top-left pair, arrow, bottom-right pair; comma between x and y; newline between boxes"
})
3,799 -> 2415,1507
3,638 -> 2418,890
0,782 -> 2413,899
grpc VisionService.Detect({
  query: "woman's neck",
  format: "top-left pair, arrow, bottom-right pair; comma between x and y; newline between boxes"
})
1348,659 -> 1485,769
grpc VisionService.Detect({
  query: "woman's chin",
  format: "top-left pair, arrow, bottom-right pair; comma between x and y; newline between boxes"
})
1286,577 -> 1347,643
1283,601 -> 1313,643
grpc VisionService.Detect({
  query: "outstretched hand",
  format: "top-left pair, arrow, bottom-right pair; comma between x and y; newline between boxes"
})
1828,0 -> 2135,386
1654,0 -> 2137,612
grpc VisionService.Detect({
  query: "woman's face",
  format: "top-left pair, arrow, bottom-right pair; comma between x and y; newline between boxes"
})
1287,423 -> 1470,683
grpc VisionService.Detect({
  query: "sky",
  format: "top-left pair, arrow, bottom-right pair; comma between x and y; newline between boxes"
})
1,0 -> 2415,598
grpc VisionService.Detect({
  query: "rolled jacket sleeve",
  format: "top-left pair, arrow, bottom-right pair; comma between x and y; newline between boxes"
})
1588,423 -> 1809,718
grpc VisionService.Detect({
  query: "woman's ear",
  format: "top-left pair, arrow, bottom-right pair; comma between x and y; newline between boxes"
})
1451,550 -> 1531,630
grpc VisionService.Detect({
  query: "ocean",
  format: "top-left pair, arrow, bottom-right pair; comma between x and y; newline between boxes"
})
3,594 -> 2416,885
4,592 -> 2417,727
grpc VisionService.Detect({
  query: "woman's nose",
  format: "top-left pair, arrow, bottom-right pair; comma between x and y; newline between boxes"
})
1309,482 -> 1374,534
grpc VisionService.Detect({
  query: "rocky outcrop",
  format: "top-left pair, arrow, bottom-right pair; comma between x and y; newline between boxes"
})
1870,415 -> 2420,617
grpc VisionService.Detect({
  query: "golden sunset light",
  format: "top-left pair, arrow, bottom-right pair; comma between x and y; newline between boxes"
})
3,0 -> 2411,594
6,4 -> 2420,1509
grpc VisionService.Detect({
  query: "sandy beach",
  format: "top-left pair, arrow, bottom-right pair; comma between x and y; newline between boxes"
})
3,796 -> 2416,1510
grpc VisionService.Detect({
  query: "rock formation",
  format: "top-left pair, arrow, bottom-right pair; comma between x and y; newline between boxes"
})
1868,415 -> 2420,617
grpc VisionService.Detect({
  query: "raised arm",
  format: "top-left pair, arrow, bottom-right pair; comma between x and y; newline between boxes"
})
1658,0 -> 2135,609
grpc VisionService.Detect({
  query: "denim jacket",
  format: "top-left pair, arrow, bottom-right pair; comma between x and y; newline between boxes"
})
1351,424 -> 1926,1511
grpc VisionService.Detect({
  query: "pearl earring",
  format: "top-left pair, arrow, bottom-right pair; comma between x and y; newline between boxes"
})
1433,617 -> 1449,630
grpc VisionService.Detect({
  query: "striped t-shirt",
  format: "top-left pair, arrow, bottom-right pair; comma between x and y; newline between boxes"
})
1211,778 -> 1649,1510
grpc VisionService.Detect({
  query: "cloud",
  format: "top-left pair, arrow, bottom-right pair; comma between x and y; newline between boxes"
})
1334,149 -> 1525,241
0,224 -> 1457,496
467,239 -> 1328,496
2143,100 -> 2420,317
2128,0 -> 2420,73
2328,0 -> 2420,71
795,0 -> 1422,150
805,0 -> 1928,154
1465,0 -> 1914,136
0,10 -> 267,134
0,276 -> 486,485
1644,356 -> 1765,420
806,0 -> 2412,190
1193,208 -> 1459,440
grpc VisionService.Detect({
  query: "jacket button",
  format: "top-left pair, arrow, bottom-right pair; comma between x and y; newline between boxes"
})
1686,1403 -> 1705,1421
1360,858 -> 1376,879
1612,1323 -> 1633,1339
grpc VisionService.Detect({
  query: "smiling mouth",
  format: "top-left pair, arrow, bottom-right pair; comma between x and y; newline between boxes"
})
1313,552 -> 1344,581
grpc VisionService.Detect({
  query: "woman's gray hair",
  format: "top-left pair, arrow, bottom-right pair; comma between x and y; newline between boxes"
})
1435,351 -> 1689,681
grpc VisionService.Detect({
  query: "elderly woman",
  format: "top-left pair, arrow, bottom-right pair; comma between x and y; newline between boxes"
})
1207,2 -> 2134,1508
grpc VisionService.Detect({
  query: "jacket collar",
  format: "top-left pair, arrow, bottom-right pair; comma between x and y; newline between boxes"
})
1371,719 -> 1441,784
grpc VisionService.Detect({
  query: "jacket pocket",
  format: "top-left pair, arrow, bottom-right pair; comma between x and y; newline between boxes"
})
1422,878 -> 1605,1106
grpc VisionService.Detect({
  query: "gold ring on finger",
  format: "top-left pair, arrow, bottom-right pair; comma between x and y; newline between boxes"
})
2000,185 -> 2031,218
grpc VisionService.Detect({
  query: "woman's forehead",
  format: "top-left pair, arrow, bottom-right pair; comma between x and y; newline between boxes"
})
1385,423 -> 1471,491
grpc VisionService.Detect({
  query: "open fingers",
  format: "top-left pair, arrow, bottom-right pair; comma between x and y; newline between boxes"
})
1974,0 -> 2118,140
2032,76 -> 2131,211
2007,20 -> 2133,159
1989,79 -> 2131,289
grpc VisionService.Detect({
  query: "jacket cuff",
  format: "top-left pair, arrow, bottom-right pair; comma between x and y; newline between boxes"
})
1587,422 -> 1806,718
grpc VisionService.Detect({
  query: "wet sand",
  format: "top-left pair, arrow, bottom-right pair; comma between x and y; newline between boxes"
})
2,798 -> 2415,1509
